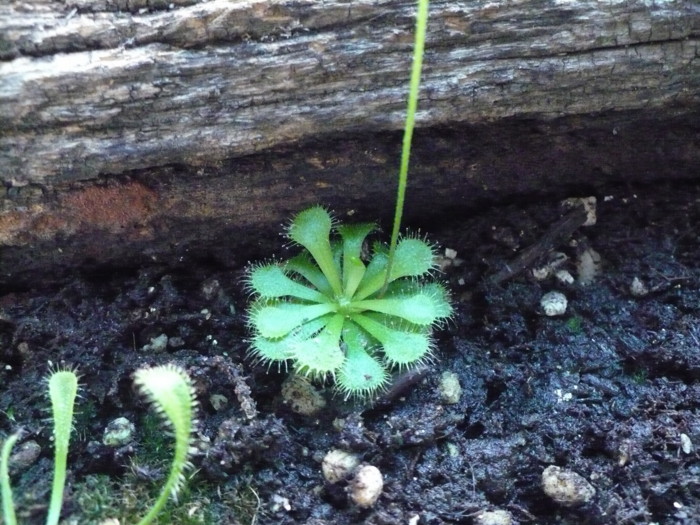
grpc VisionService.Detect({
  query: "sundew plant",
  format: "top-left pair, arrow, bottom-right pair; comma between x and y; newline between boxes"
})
246,0 -> 451,399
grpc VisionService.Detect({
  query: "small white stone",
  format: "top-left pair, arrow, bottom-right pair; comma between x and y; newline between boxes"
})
322,449 -> 360,484
270,494 -> 292,512
542,465 -> 596,506
540,291 -> 567,316
630,277 -> 649,297
349,465 -> 383,508
439,371 -> 462,404
281,375 -> 326,416
141,333 -> 168,353
555,269 -> 575,285
577,248 -> 602,285
563,196 -> 597,226
103,417 -> 135,447
209,394 -> 228,411
680,433 -> 693,454
532,266 -> 550,280
475,509 -> 514,525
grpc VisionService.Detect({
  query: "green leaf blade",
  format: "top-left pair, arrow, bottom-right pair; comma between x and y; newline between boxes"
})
288,206 -> 342,294
291,314 -> 346,378
47,370 -> 79,525
251,301 -> 336,339
248,264 -> 328,302
335,322 -> 388,399
286,253 -> 333,296
353,293 -> 439,326
1,434 -> 19,525
251,317 -> 329,365
352,314 -> 434,369
389,237 -> 436,281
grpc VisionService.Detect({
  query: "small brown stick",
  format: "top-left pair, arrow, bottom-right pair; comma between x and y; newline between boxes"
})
488,205 -> 587,285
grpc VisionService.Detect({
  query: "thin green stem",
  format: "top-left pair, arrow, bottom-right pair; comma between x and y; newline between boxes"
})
383,0 -> 430,294
1,434 -> 18,525
136,440 -> 188,525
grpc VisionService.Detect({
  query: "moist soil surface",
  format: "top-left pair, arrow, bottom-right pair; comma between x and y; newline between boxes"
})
1,180 -> 700,525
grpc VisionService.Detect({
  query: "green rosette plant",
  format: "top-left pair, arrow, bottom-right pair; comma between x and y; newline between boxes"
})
246,206 -> 452,398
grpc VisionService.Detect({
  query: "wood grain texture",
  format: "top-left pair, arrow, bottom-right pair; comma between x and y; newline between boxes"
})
1,0 -> 698,182
0,0 -> 698,285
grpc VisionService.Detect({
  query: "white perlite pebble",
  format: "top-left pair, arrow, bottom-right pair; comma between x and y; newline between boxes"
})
439,371 -> 462,404
102,417 -> 135,447
322,449 -> 360,484
542,465 -> 596,506
555,269 -> 575,285
540,291 -> 568,316
281,375 -> 326,416
630,276 -> 649,297
680,433 -> 693,454
475,509 -> 514,525
349,465 -> 383,508
141,333 -> 168,353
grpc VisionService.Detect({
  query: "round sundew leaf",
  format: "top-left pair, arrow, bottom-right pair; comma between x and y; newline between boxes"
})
335,342 -> 388,400
252,302 -> 335,339
250,317 -> 329,364
342,320 -> 375,349
287,206 -> 342,294
249,264 -> 328,302
353,250 -> 389,300
379,329 -> 433,368
338,223 -> 376,270
352,313 -> 433,368
288,206 -> 333,250
389,238 -> 435,280
384,281 -> 453,321
343,255 -> 366,298
286,253 -> 333,296
352,292 -> 440,325
250,334 -> 294,363
290,314 -> 346,377
420,282 -> 453,321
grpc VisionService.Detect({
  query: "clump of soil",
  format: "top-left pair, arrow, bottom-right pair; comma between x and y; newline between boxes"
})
1,181 -> 700,524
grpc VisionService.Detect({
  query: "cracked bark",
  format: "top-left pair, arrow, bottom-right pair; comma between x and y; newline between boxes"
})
0,0 -> 698,284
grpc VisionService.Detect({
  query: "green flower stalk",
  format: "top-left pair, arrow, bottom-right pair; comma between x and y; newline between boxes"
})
247,207 -> 452,398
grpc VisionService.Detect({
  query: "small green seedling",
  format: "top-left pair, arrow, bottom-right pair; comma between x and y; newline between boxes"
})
0,367 -> 79,525
47,369 -> 79,525
0,433 -> 18,525
245,0 -> 445,399
0,364 -> 197,525
133,364 -> 198,525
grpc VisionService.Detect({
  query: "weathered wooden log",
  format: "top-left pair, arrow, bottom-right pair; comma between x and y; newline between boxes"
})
0,0 -> 698,285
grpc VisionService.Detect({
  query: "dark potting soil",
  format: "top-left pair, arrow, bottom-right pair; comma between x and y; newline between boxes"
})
1,180 -> 699,524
